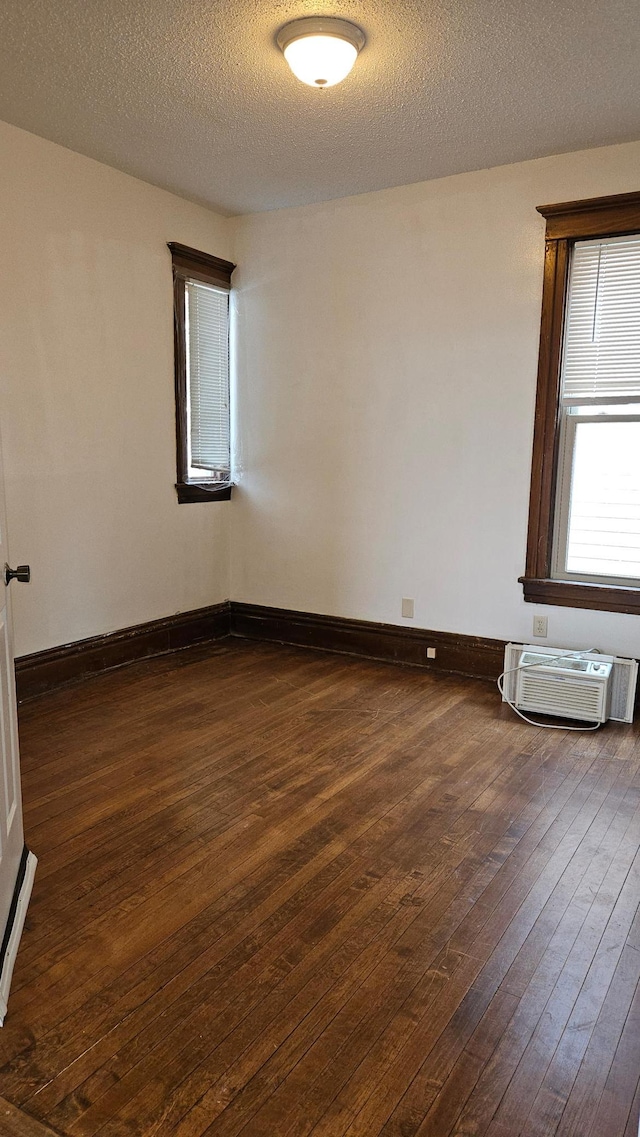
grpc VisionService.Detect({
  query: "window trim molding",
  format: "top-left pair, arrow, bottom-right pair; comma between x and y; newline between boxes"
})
168,242 -> 236,504
520,190 -> 640,615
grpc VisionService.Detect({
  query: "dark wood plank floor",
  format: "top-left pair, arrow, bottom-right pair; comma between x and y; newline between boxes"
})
2,639 -> 640,1137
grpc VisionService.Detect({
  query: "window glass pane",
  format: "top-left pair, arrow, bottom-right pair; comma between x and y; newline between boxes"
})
566,420 -> 640,579
185,280 -> 230,475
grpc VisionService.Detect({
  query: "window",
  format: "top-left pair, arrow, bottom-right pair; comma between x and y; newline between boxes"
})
168,242 -> 235,503
521,191 -> 640,614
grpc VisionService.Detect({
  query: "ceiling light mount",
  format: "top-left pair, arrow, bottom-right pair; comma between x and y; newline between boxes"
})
276,17 -> 365,89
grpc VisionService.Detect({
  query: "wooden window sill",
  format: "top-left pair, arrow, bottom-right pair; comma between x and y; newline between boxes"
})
176,482 -> 233,503
519,576 -> 640,616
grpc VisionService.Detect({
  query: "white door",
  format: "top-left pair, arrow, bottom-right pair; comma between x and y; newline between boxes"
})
0,431 -> 36,1024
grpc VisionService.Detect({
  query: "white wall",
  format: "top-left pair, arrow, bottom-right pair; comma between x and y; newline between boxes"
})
0,121 -> 232,657
4,123 -> 640,664
231,142 -> 640,660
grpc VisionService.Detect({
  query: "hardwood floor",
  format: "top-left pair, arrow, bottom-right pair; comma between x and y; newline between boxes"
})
2,639 -> 640,1136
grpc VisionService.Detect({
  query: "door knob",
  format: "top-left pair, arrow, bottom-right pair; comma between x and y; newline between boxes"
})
4,564 -> 30,585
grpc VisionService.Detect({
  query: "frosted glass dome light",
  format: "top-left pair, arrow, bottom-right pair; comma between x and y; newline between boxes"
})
276,17 -> 366,89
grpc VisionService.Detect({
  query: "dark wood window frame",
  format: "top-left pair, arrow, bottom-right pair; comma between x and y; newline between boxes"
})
169,242 -> 236,504
520,190 -> 640,616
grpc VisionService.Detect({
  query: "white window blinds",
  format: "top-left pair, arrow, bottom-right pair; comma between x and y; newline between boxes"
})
185,280 -> 230,473
561,235 -> 640,404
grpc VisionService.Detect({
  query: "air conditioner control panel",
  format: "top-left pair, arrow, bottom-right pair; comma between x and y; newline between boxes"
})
520,652 -> 612,678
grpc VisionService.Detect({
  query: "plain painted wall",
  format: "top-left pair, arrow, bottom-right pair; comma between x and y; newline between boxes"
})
3,121 -> 640,665
231,141 -> 640,660
0,121 -> 232,657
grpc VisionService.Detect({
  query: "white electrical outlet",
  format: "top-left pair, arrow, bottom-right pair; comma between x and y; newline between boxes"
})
533,615 -> 548,638
426,647 -> 436,659
401,598 -> 414,619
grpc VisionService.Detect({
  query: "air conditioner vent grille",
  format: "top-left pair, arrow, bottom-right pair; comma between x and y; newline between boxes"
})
519,674 -> 602,719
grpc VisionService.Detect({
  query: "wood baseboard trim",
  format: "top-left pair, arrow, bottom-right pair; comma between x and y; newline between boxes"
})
15,601 -> 506,702
15,602 -> 231,701
230,603 -> 506,682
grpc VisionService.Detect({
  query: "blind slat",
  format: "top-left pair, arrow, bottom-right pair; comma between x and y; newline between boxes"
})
561,235 -> 640,404
185,280 -> 230,473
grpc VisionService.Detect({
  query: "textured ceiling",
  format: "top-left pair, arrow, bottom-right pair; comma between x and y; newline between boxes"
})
0,0 -> 639,215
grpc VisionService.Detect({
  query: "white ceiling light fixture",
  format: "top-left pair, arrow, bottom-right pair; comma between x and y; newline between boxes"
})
276,17 -> 366,89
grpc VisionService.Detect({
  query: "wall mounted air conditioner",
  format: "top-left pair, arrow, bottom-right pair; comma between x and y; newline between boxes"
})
502,644 -> 638,724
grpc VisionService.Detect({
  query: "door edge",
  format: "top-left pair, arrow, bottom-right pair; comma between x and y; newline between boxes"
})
0,848 -> 37,1025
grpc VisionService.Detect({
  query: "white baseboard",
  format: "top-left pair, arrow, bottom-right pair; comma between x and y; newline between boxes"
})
0,851 -> 37,1025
